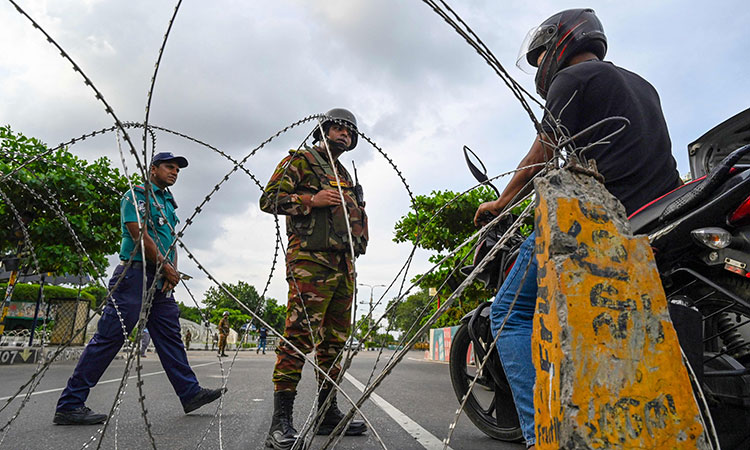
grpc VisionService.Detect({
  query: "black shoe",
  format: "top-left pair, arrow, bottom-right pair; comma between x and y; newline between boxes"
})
221,353 -> 229,357
53,406 -> 107,425
266,391 -> 299,449
316,387 -> 367,436
183,387 -> 227,414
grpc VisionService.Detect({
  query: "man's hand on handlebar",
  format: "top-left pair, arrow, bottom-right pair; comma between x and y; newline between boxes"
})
474,200 -> 504,227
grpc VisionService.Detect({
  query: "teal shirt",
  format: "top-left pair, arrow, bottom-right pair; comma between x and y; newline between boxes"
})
118,184 -> 180,264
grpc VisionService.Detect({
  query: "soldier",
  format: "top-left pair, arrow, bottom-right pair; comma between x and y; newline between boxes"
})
54,152 -> 226,425
218,311 -> 230,357
260,108 -> 369,450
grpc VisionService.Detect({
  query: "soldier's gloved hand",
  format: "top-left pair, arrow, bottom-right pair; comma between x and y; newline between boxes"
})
310,190 -> 343,208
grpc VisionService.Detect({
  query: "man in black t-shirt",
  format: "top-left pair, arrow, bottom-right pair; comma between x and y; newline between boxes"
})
474,9 -> 680,448
543,59 -> 679,214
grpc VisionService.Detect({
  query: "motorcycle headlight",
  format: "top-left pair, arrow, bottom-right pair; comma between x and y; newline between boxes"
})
691,227 -> 733,249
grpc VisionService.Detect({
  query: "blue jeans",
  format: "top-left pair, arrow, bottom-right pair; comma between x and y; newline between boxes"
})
490,232 -> 537,446
258,337 -> 266,352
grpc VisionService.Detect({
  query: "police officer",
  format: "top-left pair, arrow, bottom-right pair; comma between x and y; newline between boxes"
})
260,108 -> 368,449
54,152 -> 226,425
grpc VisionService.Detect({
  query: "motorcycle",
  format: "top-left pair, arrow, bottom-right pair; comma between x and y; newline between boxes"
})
449,108 -> 750,448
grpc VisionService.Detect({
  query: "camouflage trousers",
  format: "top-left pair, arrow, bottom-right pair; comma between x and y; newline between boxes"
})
273,257 -> 353,392
218,334 -> 227,354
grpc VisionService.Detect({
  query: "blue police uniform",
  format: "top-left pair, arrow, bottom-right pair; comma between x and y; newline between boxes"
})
56,183 -> 201,412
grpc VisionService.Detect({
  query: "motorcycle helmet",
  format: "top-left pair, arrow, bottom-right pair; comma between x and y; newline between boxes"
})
312,108 -> 358,150
516,8 -> 607,99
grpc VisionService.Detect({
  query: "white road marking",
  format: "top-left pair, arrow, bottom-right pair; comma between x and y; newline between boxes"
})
0,361 -> 218,402
343,372 -> 453,450
407,357 -> 449,365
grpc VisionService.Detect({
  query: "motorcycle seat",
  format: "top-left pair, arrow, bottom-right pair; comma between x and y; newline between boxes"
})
629,179 -> 703,235
630,144 -> 750,235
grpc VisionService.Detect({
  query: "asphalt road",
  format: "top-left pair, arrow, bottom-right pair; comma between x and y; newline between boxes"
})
0,349 -> 524,450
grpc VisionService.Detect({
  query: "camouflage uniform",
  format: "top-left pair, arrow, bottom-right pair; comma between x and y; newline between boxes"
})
218,316 -> 230,355
260,145 -> 368,392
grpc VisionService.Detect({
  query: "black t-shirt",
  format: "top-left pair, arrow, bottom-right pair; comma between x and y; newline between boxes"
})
542,60 -> 680,215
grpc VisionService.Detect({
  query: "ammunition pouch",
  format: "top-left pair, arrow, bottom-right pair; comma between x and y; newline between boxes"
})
289,148 -> 369,255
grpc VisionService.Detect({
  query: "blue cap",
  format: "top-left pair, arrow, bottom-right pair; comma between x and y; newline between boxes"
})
151,152 -> 188,168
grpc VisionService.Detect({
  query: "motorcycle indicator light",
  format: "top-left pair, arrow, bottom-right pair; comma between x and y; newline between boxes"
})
691,227 -> 732,249
729,195 -> 750,225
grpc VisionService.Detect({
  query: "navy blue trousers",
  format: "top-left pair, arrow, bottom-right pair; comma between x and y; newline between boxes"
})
56,264 -> 201,411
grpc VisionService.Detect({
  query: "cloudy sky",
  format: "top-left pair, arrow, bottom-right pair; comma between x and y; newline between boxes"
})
2,0 -> 749,325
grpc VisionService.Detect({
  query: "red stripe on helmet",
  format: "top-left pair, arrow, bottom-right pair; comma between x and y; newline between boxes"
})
555,20 -> 587,61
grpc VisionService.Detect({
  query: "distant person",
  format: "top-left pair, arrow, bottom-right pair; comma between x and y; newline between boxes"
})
260,108 -> 369,448
140,328 -> 150,357
212,332 -> 218,351
257,326 -> 267,355
54,152 -> 226,425
218,311 -> 230,357
184,329 -> 192,350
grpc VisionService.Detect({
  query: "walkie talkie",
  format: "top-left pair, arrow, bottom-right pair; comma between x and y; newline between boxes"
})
352,161 -> 364,205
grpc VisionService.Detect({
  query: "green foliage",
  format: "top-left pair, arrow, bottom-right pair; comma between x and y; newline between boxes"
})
392,188 -> 497,328
386,290 -> 431,340
394,187 -> 496,252
176,280 -> 285,333
0,282 -> 95,303
0,125 -> 135,278
203,280 -> 263,314
354,315 -> 377,340
392,188 -> 533,329
261,297 -> 286,331
211,308 -> 251,332
178,301 -> 205,325
82,284 -> 109,309
201,280 -> 286,332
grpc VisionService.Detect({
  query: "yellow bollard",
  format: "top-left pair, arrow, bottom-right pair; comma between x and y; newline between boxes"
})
532,168 -> 710,449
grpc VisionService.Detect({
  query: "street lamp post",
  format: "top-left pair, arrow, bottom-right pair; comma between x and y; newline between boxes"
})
358,283 -> 385,345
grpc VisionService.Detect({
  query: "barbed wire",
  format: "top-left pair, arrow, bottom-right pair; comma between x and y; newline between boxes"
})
0,1 -> 616,449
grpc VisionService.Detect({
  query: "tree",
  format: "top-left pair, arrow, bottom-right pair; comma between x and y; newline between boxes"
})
177,301 -> 205,325
354,315 -> 378,341
202,280 -> 267,331
0,125 -> 134,278
261,297 -> 286,331
393,187 -> 532,328
82,284 -> 109,310
386,290 -> 431,341
210,308 -> 251,333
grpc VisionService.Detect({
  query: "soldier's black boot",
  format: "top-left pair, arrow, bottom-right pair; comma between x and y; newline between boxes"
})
265,391 -> 299,450
316,387 -> 367,436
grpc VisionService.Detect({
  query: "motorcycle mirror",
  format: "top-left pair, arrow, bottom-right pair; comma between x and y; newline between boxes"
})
463,145 -> 500,197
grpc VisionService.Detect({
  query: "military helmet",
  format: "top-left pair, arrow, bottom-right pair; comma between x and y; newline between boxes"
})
516,8 -> 607,99
312,108 -> 358,150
